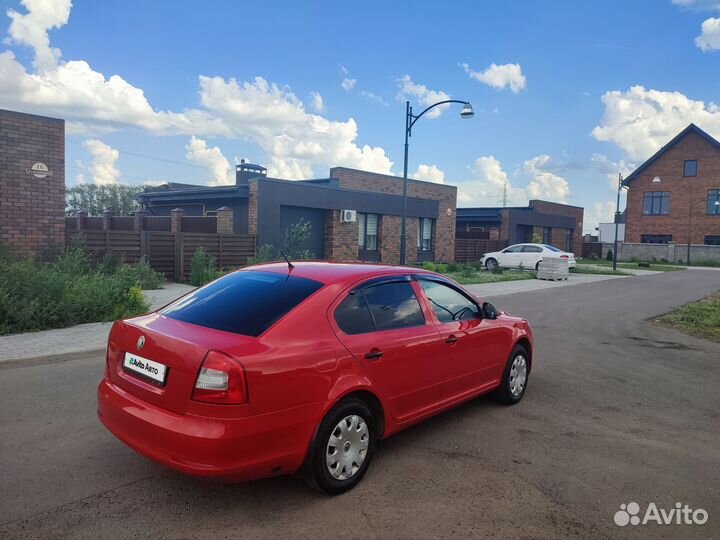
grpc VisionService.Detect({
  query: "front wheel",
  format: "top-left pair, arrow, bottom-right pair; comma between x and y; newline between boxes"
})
308,398 -> 376,495
494,345 -> 530,405
485,257 -> 498,270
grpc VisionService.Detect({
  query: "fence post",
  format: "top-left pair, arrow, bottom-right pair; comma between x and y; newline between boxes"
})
171,208 -> 185,282
103,208 -> 114,256
134,210 -> 148,261
216,206 -> 233,269
76,210 -> 88,231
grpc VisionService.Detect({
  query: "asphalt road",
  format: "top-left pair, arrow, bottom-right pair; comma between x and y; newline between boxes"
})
1,270 -> 719,540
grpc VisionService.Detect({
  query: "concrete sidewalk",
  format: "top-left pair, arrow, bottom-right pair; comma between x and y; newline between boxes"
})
0,283 -> 194,363
465,272 -> 629,299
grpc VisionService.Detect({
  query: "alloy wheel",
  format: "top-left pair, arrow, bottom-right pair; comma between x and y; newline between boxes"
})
509,354 -> 527,397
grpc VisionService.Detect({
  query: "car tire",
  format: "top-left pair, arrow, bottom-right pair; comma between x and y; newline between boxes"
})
485,258 -> 498,270
494,345 -> 530,405
308,398 -> 375,495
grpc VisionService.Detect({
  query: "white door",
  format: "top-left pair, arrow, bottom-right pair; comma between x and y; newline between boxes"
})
520,245 -> 544,269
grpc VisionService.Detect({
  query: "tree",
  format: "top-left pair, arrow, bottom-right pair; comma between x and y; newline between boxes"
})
65,184 -> 145,216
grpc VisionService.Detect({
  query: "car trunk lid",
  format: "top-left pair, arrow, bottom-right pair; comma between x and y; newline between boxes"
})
106,313 -> 255,414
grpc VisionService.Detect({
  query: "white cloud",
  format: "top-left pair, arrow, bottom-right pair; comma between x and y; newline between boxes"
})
585,201 -> 617,231
341,78 -> 356,92
412,164 -> 445,183
397,75 -> 451,119
696,17 -> 720,51
457,156 -> 522,206
360,90 -> 388,106
185,136 -> 232,185
0,2 -> 393,181
590,153 -> 636,189
592,86 -> 720,161
310,91 -> 324,113
82,139 -> 120,185
523,155 -> 570,202
5,0 -> 71,72
461,62 -> 526,94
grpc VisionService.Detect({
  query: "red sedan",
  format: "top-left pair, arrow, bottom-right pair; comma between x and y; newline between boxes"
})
98,262 -> 533,494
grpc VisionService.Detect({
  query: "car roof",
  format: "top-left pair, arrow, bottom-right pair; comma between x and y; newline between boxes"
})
240,261 -> 435,285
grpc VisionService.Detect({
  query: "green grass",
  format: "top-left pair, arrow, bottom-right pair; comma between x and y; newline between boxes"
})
444,269 -> 536,285
577,259 -> 686,272
0,249 -> 163,335
570,266 -> 632,276
656,293 -> 720,342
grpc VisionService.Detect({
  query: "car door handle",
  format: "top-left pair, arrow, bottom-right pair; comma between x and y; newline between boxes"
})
364,349 -> 384,360
445,335 -> 459,345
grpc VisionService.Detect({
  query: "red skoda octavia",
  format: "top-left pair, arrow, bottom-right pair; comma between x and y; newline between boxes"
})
98,262 -> 533,494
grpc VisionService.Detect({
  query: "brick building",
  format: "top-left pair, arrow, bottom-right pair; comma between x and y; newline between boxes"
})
138,163 -> 457,264
456,200 -> 584,256
0,109 -> 65,255
622,124 -> 720,245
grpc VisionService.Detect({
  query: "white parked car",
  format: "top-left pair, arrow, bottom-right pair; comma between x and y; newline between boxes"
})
480,243 -> 576,271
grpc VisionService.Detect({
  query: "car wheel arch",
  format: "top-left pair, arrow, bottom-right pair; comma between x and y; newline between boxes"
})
513,337 -> 532,372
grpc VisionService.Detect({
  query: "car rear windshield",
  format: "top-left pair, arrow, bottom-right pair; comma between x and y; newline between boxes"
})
543,244 -> 562,252
159,271 -> 324,337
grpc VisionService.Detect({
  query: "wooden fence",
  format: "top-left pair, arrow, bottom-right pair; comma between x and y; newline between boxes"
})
581,241 -> 604,259
454,238 -> 508,262
65,208 -> 254,282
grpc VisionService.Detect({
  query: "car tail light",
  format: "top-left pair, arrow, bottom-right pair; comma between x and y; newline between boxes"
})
192,350 -> 247,404
560,255 -> 569,259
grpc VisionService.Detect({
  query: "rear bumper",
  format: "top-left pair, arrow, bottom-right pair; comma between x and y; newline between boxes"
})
97,377 -> 322,482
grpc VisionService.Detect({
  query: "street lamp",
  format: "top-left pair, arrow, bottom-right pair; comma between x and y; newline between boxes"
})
612,172 -> 628,271
400,99 -> 474,265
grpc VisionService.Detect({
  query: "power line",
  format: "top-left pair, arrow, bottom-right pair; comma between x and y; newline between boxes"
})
114,148 -> 219,171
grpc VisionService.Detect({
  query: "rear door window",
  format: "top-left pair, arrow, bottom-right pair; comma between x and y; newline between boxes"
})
160,271 -> 323,337
522,245 -> 543,253
334,280 -> 425,334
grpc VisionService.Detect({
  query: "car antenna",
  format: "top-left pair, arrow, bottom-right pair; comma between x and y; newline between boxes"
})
279,250 -> 294,271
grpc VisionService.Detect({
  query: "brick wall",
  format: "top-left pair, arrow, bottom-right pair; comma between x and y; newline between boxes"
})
625,130 -> 720,244
529,200 -> 584,256
324,210 -> 359,260
329,167 -> 457,263
247,180 -> 258,235
0,109 -> 65,255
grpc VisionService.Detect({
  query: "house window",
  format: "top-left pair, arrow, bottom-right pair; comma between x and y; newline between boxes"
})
640,234 -> 672,244
417,218 -> 434,252
205,210 -> 218,217
708,189 -> 720,215
643,191 -> 670,215
683,160 -> 698,177
565,229 -> 573,252
543,227 -> 551,244
705,236 -> 720,245
358,213 -> 379,251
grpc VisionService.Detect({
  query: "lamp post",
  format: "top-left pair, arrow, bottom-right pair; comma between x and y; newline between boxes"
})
687,198 -> 720,265
400,99 -> 474,265
612,173 -> 625,271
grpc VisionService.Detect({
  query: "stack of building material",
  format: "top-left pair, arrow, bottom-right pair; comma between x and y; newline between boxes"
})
536,257 -> 569,281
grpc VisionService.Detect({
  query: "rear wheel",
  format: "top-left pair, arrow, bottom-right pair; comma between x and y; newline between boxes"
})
308,398 -> 375,495
494,345 -> 530,405
485,257 -> 498,270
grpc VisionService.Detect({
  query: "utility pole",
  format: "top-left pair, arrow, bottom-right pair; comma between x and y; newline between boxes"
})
502,181 -> 508,208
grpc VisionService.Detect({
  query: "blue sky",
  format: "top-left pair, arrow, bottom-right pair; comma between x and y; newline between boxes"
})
1,0 -> 720,231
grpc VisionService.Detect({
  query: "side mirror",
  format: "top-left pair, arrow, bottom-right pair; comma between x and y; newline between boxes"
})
482,302 -> 499,320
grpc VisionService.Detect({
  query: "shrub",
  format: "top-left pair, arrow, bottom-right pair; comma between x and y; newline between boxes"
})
189,248 -> 224,287
606,249 -> 613,261
588,252 -> 598,260
491,267 -> 505,274
0,250 -> 152,335
460,264 -> 475,278
434,263 -> 448,274
445,262 -> 459,272
422,261 -> 437,272
247,244 -> 276,265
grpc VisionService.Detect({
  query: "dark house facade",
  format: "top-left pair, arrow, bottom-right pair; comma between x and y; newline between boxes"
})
622,124 -> 720,246
137,162 -> 457,264
456,200 -> 584,256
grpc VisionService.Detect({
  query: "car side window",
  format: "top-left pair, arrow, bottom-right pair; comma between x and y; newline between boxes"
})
334,293 -> 375,335
362,281 -> 425,331
503,245 -> 522,253
419,280 -> 478,323
334,281 -> 425,334
522,245 -> 543,253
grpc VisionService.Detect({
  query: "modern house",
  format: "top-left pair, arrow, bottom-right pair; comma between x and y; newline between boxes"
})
137,162 -> 457,264
455,200 -> 584,256
622,123 -> 720,246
